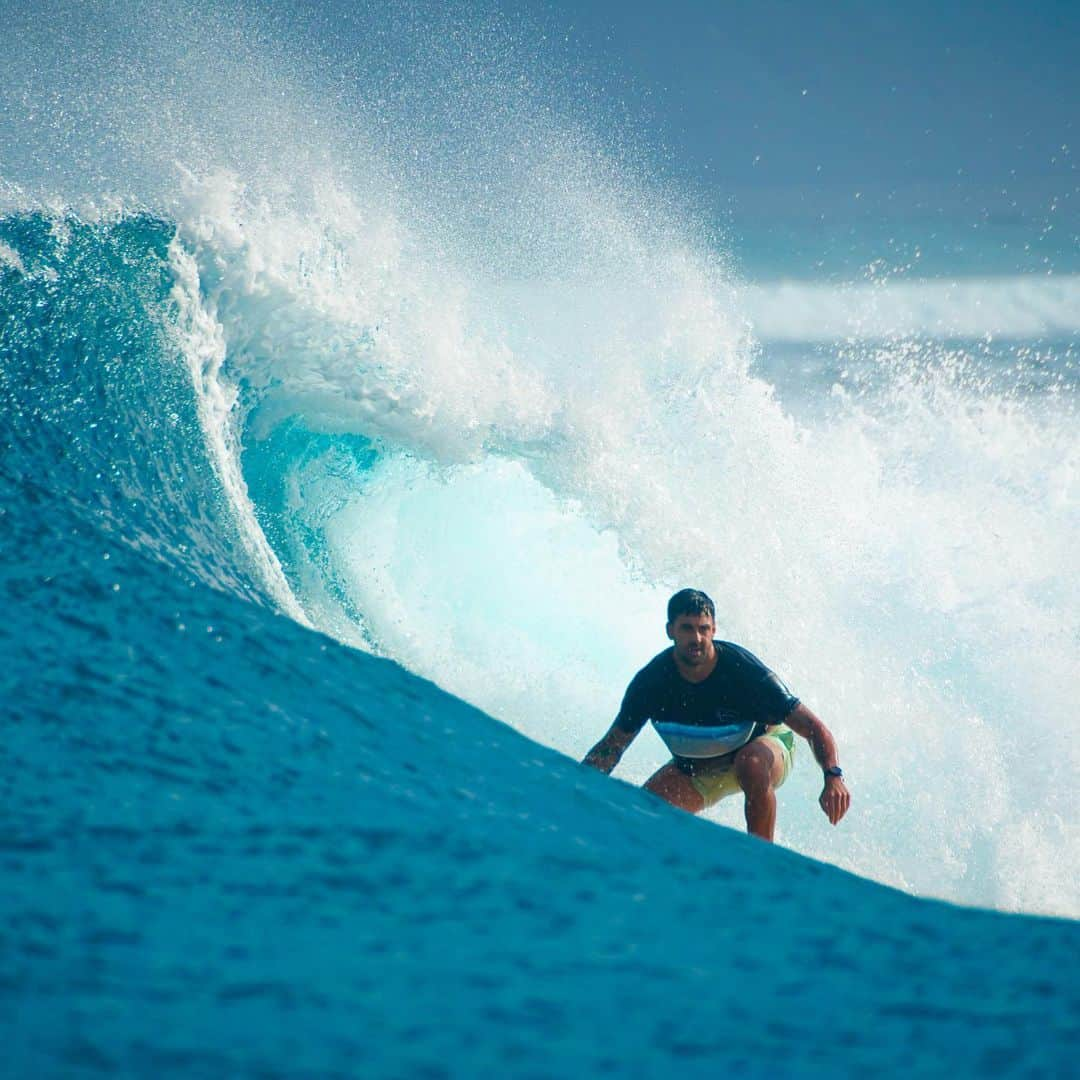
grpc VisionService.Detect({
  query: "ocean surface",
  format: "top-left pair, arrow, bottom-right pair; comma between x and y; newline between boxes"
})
2,1 -> 1078,1074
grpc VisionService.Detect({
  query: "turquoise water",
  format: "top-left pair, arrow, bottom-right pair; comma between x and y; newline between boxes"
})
2,1 -> 1078,1074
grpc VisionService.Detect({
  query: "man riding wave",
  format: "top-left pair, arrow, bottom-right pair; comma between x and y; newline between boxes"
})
582,589 -> 850,840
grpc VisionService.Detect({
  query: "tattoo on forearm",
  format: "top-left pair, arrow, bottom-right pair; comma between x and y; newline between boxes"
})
584,736 -> 620,773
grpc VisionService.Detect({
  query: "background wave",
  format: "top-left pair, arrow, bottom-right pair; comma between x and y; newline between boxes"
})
742,274 -> 1080,342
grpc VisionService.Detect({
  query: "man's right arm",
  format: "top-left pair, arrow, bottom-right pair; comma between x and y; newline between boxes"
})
582,721 -> 638,774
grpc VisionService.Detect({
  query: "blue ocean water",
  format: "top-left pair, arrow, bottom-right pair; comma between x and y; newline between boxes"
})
2,1 -> 1078,1074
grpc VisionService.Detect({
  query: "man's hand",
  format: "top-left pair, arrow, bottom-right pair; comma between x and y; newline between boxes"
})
820,775 -> 850,826
785,704 -> 850,827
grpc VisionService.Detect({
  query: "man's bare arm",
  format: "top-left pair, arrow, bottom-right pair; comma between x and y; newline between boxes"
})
784,702 -> 851,826
784,702 -> 839,769
582,722 -> 637,775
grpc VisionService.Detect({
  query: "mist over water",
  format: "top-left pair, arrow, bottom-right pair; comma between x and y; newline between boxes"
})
3,1 -> 1077,915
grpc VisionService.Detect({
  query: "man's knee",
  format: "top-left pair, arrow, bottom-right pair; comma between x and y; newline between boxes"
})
734,742 -> 778,795
644,765 -> 705,813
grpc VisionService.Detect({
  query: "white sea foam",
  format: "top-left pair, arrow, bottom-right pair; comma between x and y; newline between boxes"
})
741,274 -> 1080,342
166,232 -> 309,626
164,157 -> 1079,917
0,239 -> 25,274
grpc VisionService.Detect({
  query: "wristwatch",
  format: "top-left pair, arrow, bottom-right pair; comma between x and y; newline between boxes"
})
823,766 -> 844,780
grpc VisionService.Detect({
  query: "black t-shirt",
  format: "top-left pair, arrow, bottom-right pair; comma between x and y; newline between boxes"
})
615,641 -> 800,755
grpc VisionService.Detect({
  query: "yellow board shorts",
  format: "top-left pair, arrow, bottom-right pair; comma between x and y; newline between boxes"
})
677,725 -> 796,809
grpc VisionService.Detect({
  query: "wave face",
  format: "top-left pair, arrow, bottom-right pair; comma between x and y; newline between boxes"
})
3,0 -> 1077,918
8,205 -> 1078,917
3,212 -> 1078,1080
3,0 -> 1078,912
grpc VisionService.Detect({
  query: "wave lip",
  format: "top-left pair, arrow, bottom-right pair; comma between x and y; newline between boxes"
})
741,274 -> 1080,342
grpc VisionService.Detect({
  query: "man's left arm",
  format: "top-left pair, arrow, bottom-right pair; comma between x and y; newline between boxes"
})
783,703 -> 851,827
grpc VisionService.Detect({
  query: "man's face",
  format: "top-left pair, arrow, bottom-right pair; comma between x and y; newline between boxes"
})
666,611 -> 716,666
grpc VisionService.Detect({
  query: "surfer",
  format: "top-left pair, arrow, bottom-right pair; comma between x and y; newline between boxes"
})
582,589 -> 850,840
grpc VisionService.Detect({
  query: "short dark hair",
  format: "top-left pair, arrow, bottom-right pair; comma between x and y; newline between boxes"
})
667,588 -> 715,624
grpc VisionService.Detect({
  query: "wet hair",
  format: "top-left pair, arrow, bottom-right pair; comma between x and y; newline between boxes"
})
667,588 -> 715,624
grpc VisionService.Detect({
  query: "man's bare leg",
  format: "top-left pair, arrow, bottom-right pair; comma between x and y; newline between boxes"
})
733,738 -> 787,841
643,761 -> 705,814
